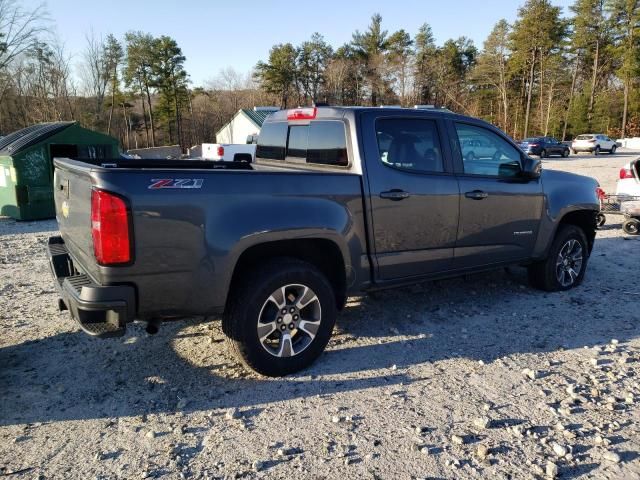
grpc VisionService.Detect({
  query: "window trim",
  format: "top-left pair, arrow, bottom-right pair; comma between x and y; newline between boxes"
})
450,120 -> 525,179
374,116 -> 451,176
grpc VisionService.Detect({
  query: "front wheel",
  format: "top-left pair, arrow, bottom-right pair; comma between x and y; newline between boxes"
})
528,225 -> 589,292
622,219 -> 640,235
540,149 -> 547,158
610,145 -> 617,154
595,213 -> 606,228
222,258 -> 337,377
563,149 -> 570,158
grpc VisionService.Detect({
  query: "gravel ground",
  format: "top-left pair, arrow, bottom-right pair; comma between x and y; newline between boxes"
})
1,151 -> 639,480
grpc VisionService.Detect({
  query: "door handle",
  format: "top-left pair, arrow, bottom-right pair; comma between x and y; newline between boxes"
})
380,189 -> 411,201
465,190 -> 489,200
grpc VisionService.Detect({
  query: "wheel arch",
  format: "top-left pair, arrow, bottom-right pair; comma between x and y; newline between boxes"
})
227,238 -> 348,312
556,210 -> 597,254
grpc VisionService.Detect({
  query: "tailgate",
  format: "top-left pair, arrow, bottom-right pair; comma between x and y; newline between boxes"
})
53,161 -> 96,275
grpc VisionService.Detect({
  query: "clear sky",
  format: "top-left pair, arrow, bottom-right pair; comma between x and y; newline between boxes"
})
30,0 -> 575,87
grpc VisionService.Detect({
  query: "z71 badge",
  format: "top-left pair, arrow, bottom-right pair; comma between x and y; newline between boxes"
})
148,179 -> 204,189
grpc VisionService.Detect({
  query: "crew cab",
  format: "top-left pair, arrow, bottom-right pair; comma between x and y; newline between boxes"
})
48,106 -> 599,376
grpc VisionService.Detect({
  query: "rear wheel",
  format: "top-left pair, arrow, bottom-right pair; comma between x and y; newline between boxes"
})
562,149 -> 570,158
622,219 -> 640,235
595,213 -> 606,228
540,149 -> 547,158
528,225 -> 589,292
466,151 -> 475,161
594,146 -> 601,155
572,149 -> 577,155
223,258 -> 337,377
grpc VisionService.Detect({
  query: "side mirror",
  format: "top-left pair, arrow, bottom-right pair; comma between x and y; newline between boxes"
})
522,156 -> 541,179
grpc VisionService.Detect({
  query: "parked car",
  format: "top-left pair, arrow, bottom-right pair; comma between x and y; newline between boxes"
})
571,134 -> 617,155
202,143 -> 256,162
616,158 -> 640,196
47,106 -> 600,376
518,137 -> 570,158
461,138 -> 496,160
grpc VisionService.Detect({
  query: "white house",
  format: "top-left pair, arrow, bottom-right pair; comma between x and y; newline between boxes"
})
215,107 -> 279,144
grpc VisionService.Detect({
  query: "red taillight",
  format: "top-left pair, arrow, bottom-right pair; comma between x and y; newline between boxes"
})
620,167 -> 634,179
287,107 -> 317,120
596,187 -> 606,200
91,189 -> 131,265
216,145 -> 224,157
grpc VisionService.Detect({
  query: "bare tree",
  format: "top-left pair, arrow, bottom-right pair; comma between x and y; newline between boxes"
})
0,0 -> 47,70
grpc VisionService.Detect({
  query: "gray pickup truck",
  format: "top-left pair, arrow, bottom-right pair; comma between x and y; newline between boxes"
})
48,106 -> 599,376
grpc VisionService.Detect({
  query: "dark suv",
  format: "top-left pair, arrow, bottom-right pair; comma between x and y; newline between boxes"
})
518,137 -> 570,158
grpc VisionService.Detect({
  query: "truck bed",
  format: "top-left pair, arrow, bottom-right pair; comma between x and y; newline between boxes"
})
52,157 -> 369,321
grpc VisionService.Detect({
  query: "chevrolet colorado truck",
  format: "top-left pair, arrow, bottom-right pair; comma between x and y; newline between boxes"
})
48,107 -> 600,376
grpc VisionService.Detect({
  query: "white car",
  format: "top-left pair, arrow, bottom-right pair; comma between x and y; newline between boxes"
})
616,159 -> 640,196
571,134 -> 617,155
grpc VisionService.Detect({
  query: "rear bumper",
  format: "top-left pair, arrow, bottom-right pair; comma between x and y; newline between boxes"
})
571,145 -> 594,152
47,236 -> 135,338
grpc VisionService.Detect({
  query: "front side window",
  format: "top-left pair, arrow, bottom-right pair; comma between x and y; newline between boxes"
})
455,123 -> 522,177
375,118 -> 444,173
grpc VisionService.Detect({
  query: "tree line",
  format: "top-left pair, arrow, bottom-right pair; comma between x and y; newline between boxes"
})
1,0 -> 639,151
255,1 -> 640,140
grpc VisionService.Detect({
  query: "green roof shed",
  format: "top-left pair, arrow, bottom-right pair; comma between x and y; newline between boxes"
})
0,122 -> 119,220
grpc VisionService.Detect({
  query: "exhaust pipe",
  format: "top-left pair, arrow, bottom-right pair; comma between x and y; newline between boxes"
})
145,321 -> 160,335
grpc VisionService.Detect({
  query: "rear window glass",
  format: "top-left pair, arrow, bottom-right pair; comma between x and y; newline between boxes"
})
256,122 -> 287,160
576,135 -> 593,140
257,120 -> 348,166
306,121 -> 348,166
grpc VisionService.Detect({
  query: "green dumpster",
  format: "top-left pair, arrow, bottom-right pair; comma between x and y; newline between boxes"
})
0,122 -> 119,221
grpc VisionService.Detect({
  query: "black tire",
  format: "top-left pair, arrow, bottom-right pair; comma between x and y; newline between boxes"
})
222,258 -> 337,377
466,151 -> 475,161
540,149 -> 547,158
572,149 -> 577,155
595,213 -> 606,228
594,146 -> 601,155
610,145 -> 617,154
528,225 -> 589,292
622,219 -> 640,235
563,149 -> 570,158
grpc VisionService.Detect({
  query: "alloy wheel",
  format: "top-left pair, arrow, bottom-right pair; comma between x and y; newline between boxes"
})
555,239 -> 583,287
257,284 -> 322,358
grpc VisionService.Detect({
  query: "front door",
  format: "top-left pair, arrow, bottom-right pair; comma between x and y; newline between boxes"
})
450,121 -> 544,268
362,113 -> 460,281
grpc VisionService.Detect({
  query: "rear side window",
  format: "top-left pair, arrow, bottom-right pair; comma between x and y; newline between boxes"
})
256,122 -> 287,160
375,118 -> 444,173
576,135 -> 593,140
285,121 -> 348,166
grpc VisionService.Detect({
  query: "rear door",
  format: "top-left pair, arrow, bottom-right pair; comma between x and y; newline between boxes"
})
361,112 -> 460,280
449,120 -> 544,268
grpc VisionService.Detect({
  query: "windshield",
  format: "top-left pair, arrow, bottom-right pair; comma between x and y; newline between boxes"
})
522,138 -> 540,143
